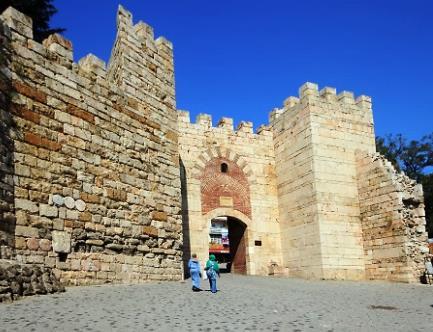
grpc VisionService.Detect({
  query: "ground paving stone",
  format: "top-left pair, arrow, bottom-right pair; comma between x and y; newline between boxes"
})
0,274 -> 431,331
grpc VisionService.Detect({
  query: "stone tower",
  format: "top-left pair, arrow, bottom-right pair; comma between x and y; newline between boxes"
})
0,6 -> 183,285
271,83 -> 375,280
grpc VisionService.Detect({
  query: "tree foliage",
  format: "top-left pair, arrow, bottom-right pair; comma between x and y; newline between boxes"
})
0,0 -> 64,42
376,133 -> 433,236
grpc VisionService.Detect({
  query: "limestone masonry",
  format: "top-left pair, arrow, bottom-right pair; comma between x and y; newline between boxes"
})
0,6 -> 429,299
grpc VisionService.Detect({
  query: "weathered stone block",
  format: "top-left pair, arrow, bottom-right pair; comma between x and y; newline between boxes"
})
15,199 -> 38,213
52,231 -> 71,253
39,204 -> 58,218
152,211 -> 167,222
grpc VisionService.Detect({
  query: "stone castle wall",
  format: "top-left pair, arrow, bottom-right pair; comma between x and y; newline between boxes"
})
0,5 -> 429,288
356,152 -> 428,282
178,112 -> 282,275
0,6 -> 183,285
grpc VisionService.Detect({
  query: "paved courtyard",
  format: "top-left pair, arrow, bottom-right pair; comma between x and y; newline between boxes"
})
0,274 -> 431,331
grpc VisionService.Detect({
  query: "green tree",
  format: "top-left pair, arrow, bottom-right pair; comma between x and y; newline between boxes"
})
0,0 -> 64,42
376,134 -> 433,236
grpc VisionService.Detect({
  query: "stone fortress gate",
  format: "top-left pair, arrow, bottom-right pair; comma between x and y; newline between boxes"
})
0,5 -> 428,293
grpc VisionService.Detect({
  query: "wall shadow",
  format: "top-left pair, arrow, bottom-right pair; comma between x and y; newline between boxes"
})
0,28 -> 16,259
180,158 -> 191,278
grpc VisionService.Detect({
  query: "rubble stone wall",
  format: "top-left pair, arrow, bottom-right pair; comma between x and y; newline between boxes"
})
356,152 -> 428,282
0,259 -> 64,302
0,6 -> 182,285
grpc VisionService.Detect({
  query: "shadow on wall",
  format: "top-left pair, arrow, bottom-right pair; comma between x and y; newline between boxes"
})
180,158 -> 191,278
0,25 -> 16,259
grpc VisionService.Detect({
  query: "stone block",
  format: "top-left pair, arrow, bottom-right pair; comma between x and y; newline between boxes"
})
143,226 -> 159,237
15,226 -> 39,238
15,199 -> 38,213
0,7 -> 33,38
39,204 -> 58,217
152,211 -> 167,221
66,210 -> 79,220
52,231 -> 71,253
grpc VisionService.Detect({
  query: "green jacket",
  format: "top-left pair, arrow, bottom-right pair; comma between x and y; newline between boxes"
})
205,254 -> 220,272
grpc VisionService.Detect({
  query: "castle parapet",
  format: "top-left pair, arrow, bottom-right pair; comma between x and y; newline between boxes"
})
284,96 -> 300,108
78,54 -> 106,78
237,121 -> 253,134
196,113 -> 212,128
356,95 -> 372,109
217,117 -> 234,131
319,87 -> 336,100
257,125 -> 272,136
299,82 -> 319,99
270,82 -> 372,124
178,110 -> 191,123
177,110 -> 272,140
42,33 -> 73,61
0,6 -> 32,39
134,21 -> 154,41
337,91 -> 355,104
269,108 -> 283,123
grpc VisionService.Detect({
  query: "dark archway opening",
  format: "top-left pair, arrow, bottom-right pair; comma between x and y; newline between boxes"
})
209,216 -> 247,274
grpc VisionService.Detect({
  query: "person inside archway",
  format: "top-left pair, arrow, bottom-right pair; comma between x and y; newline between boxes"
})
188,253 -> 202,291
205,254 -> 220,293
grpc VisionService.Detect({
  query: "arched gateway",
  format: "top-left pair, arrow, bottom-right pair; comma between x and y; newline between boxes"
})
205,209 -> 250,274
179,140 -> 284,277
200,157 -> 251,273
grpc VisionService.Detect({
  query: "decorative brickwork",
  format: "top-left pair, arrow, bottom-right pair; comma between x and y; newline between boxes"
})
200,158 -> 251,218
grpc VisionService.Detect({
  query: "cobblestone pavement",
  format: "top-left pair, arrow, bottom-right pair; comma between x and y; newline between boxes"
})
0,274 -> 431,331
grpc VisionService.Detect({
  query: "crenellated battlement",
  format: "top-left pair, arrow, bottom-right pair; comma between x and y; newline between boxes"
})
0,5 -> 174,90
298,82 -> 372,108
78,54 -> 107,78
113,5 -> 173,57
177,110 -> 270,137
269,82 -> 372,124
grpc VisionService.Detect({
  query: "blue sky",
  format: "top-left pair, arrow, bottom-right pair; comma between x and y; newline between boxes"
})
51,0 -> 433,139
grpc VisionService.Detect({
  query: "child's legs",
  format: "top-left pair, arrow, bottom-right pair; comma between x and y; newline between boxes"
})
210,278 -> 217,293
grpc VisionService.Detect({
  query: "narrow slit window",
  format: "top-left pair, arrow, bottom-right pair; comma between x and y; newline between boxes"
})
221,163 -> 228,173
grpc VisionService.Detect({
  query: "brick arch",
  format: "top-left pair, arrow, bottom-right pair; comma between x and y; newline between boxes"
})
200,156 -> 251,218
191,147 -> 256,185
